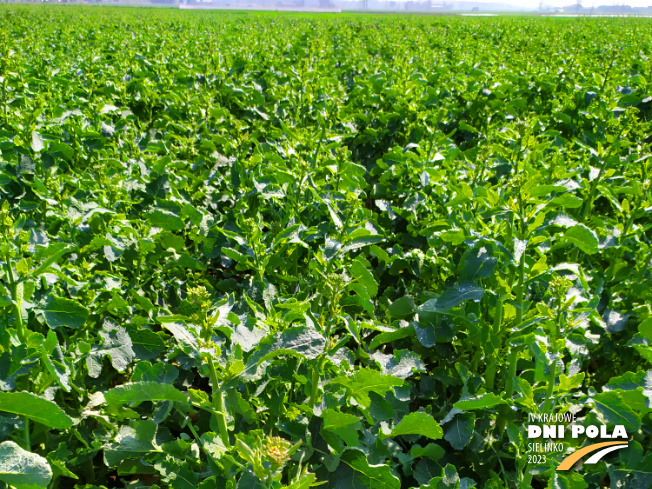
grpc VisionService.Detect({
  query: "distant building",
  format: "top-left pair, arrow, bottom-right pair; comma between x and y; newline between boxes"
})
561,2 -> 587,12
595,4 -> 634,13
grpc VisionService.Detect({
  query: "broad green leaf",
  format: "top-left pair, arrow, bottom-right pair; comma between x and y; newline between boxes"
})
367,392 -> 394,422
321,409 -> 362,447
558,373 -> 585,392
171,252 -> 206,271
309,187 -> 343,229
632,343 -> 652,365
369,323 -> 415,349
414,458 -> 443,487
439,229 -> 465,245
41,295 -> 89,329
326,449 -> 400,489
324,237 -> 342,261
460,247 -> 497,282
592,391 -> 641,431
374,350 -> 425,380
188,389 -> 212,411
453,393 -> 505,410
419,283 -> 483,313
215,227 -> 246,246
418,464 -> 464,489
253,326 -> 327,364
506,424 -> 523,447
410,443 -> 445,461
444,412 -> 475,450
104,382 -> 187,405
104,420 -> 160,466
0,441 -> 52,488
48,142 -> 74,160
128,327 -> 166,360
46,442 -> 79,480
147,208 -> 185,231
230,322 -> 266,353
285,474 -> 317,489
17,154 -> 35,174
341,235 -> 384,254
549,472 -> 589,489
514,238 -> 527,264
181,204 -> 203,226
236,471 -> 265,489
31,131 -> 44,152
160,321 -> 199,358
103,246 -> 121,262
514,377 -> 537,411
0,392 -> 73,429
222,247 -> 249,264
224,327 -> 326,385
413,323 -> 436,348
605,370 -> 652,395
155,457 -> 200,489
631,74 -> 647,86
329,368 -> 403,408
548,213 -> 578,228
87,320 -> 135,378
382,412 -> 443,441
100,104 -> 118,114
388,295 -> 416,318
639,318 -> 652,340
270,223 -> 304,250
350,260 -> 378,297
200,432 -> 228,461
562,224 -> 599,255
41,343 -> 71,393
529,185 -> 567,197
132,362 -> 178,384
603,309 -> 629,333
550,194 -> 583,208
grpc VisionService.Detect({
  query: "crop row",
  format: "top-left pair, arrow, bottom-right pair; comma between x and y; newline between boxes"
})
0,6 -> 651,489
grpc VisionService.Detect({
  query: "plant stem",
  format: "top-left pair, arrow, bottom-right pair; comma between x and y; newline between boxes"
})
5,260 -> 26,343
308,367 -> 320,409
3,78 -> 7,123
504,349 -> 519,398
503,251 -> 526,401
470,300 -> 483,372
485,296 -> 503,391
307,356 -> 326,409
23,416 -> 30,450
497,246 -> 526,435
606,213 -> 634,281
581,151 -> 610,221
184,414 -> 223,477
496,348 -> 519,434
515,252 -> 526,327
542,361 -> 557,415
542,306 -> 562,414
507,247 -> 526,396
520,466 -> 533,488
214,391 -> 229,445
207,358 -> 230,448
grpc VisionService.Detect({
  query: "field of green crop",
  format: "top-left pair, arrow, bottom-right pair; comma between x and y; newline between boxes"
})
1,6 -> 651,489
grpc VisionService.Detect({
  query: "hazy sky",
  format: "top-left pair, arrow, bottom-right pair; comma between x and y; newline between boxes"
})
470,0 -> 652,7
540,0 -> 651,5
